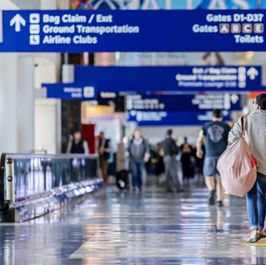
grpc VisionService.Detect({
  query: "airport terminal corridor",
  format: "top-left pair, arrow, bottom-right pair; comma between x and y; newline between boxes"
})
2,1 -> 266,265
1,186 -> 265,265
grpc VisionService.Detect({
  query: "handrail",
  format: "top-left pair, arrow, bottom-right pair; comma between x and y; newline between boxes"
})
5,153 -> 98,159
0,153 -> 6,210
0,152 -> 102,221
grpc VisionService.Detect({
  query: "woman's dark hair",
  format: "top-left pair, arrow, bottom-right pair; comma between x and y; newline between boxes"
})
166,129 -> 173,137
212,109 -> 222,118
256,94 -> 266,110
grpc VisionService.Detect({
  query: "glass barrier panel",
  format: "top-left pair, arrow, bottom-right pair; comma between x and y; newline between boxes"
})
3,154 -> 98,202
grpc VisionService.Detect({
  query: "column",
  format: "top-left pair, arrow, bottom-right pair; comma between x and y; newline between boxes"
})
17,56 -> 35,153
0,54 -> 18,153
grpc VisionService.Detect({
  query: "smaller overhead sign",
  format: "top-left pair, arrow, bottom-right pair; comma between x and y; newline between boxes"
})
126,93 -> 242,126
75,66 -> 263,92
44,83 -> 95,100
126,94 -> 241,111
127,110 -> 235,126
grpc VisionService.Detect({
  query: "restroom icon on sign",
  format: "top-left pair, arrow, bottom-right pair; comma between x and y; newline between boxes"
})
220,24 -> 230,34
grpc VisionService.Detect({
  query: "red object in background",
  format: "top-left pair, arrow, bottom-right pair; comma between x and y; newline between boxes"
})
82,124 -> 96,154
248,91 -> 266,99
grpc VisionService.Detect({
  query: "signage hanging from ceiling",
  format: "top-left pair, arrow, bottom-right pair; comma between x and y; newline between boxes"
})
1,10 -> 266,52
70,0 -> 266,10
75,66 -> 263,92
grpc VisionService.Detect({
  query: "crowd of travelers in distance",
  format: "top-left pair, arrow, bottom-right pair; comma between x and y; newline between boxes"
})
66,93 -> 266,244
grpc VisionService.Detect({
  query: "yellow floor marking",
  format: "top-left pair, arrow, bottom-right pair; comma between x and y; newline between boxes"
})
241,239 -> 266,247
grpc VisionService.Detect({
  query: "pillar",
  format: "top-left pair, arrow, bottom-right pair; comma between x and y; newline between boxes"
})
17,56 -> 35,152
0,54 -> 18,153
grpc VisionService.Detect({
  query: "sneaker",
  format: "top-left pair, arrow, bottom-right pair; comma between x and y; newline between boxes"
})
246,230 -> 260,243
258,229 -> 266,238
208,189 -> 216,205
217,201 -> 224,208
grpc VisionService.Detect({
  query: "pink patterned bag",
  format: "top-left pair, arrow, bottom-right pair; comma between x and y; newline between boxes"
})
217,117 -> 257,197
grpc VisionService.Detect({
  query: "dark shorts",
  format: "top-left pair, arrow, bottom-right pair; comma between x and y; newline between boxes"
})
203,157 -> 219,177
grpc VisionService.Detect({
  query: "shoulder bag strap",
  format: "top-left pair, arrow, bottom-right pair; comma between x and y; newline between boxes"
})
241,116 -> 247,138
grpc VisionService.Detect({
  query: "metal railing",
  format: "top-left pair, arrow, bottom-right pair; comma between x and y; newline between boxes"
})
0,153 -> 100,212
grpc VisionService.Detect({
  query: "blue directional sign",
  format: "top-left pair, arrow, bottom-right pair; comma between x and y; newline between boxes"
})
75,66 -> 263,92
126,94 -> 242,111
127,110 -> 234,126
1,10 -> 266,52
73,0 -> 266,10
126,93 -> 241,126
44,83 -> 96,100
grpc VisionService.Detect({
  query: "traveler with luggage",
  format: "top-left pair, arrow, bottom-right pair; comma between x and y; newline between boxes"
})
228,94 -> 266,243
128,129 -> 150,192
196,109 -> 231,207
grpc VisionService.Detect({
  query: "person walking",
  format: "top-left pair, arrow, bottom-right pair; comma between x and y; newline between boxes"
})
128,129 -> 150,192
228,94 -> 266,243
162,129 -> 182,193
97,132 -> 111,183
66,130 -> 89,154
196,109 -> 231,207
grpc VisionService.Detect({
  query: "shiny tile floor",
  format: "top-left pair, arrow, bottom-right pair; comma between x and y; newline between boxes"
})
1,185 -> 266,265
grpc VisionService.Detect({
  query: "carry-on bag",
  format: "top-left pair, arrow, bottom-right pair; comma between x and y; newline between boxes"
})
217,117 -> 257,197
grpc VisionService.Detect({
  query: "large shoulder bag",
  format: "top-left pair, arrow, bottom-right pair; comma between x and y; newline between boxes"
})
217,117 -> 257,197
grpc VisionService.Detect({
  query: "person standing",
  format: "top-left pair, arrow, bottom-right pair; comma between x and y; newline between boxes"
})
97,132 -> 110,183
66,130 -> 89,182
162,129 -> 182,193
180,143 -> 195,188
196,109 -> 231,207
228,94 -> 266,243
155,143 -> 165,186
128,129 -> 150,192
67,130 -> 89,154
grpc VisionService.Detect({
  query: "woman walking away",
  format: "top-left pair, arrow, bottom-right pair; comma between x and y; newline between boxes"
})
229,94 -> 266,243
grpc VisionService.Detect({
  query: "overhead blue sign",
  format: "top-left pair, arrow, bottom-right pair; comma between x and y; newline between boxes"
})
45,83 -> 96,100
1,10 -> 266,52
197,0 -> 266,9
72,0 -> 266,10
127,110 -> 234,126
75,66 -> 263,92
126,93 -> 242,111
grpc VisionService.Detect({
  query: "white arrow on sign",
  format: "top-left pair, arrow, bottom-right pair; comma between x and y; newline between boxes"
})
10,14 -> 26,32
247,67 -> 259,80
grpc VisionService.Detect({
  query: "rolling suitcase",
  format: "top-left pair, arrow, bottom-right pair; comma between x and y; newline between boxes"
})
116,170 -> 129,190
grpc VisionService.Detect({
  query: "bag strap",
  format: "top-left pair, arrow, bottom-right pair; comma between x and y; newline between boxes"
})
241,116 -> 247,138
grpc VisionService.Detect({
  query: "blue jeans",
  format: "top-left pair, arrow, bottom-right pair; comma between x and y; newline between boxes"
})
130,161 -> 144,189
246,172 -> 266,230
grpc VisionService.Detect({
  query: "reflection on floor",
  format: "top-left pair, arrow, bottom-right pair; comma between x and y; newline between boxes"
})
1,185 -> 266,265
